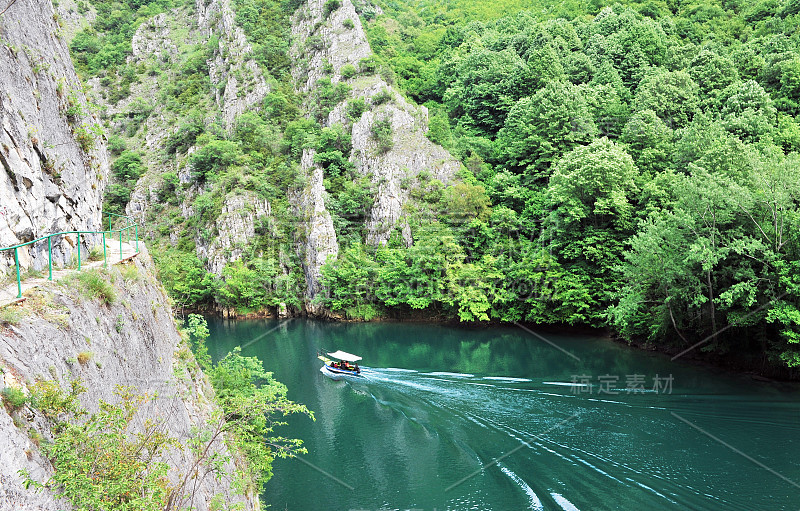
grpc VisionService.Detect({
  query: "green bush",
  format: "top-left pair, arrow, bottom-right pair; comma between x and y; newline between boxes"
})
359,55 -> 379,74
372,89 -> 392,105
103,183 -> 131,216
314,124 -> 353,177
315,78 -> 351,121
184,314 -> 211,371
188,139 -> 240,181
70,270 -> 116,305
1,386 -> 27,412
88,245 -> 104,261
111,151 -> 145,183
73,126 -> 95,152
306,35 -> 324,51
164,111 -> 205,155
340,64 -> 356,79
343,18 -> 354,29
323,0 -> 341,18
107,135 -> 126,155
371,118 -> 394,153
346,98 -> 367,122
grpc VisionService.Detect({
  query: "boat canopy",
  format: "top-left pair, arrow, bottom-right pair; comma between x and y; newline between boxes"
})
327,350 -> 362,362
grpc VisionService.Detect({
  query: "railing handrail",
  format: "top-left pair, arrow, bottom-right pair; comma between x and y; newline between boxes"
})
1,213 -> 141,299
0,226 -> 135,252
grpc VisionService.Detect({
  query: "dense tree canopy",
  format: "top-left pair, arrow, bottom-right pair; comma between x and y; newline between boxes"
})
327,0 -> 800,373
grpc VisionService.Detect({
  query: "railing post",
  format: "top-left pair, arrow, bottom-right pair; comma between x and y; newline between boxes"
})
77,233 -> 81,271
48,236 -> 53,281
135,224 -> 139,253
13,248 -> 21,298
119,230 -> 123,262
102,232 -> 107,267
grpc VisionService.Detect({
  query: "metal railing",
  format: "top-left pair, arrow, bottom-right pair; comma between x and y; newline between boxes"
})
1,213 -> 140,299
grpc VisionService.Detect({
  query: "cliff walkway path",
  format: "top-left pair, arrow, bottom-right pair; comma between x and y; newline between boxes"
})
0,214 -> 141,308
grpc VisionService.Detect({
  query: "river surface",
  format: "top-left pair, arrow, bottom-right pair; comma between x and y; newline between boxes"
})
205,318 -> 800,511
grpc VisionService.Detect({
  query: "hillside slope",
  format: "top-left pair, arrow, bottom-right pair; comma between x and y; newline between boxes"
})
65,0 -> 462,316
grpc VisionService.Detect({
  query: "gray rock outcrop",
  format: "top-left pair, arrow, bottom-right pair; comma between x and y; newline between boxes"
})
289,0 -> 460,303
117,0 -> 273,276
289,150 -> 338,314
197,0 -> 271,130
0,247 -> 257,511
0,0 -> 108,275
196,192 -> 272,276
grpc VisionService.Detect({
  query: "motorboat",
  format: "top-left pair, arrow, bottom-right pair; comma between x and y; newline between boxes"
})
318,350 -> 363,378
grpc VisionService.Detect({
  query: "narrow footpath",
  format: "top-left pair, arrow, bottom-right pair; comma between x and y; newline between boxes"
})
0,240 -> 142,307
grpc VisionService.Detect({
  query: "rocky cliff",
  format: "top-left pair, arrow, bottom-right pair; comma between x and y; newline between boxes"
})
197,0 -> 271,130
113,0 -> 279,279
0,247 -> 256,511
0,0 -> 108,275
196,192 -> 272,276
289,0 -> 461,307
0,2 -> 255,509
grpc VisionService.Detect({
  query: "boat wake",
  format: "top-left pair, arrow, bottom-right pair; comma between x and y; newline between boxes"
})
333,367 -> 751,511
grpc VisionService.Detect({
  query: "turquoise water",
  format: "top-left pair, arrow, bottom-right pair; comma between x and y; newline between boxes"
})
206,318 -> 800,510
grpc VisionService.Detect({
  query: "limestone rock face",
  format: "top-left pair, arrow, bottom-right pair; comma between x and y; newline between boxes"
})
0,0 -> 108,276
289,0 -> 460,302
291,0 -> 374,94
349,98 -> 457,246
196,0 -> 270,130
289,150 -> 338,314
119,0 -> 272,274
196,193 -> 272,276
0,247 -> 257,511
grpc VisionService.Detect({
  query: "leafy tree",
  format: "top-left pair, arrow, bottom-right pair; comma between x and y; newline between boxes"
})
315,124 -> 353,176
111,150 -> 145,182
690,49 -> 739,109
153,249 -> 217,306
495,82 -> 597,180
621,109 -> 674,176
23,383 -> 177,511
209,347 -> 314,491
596,8 -> 668,86
444,47 -> 532,136
672,117 -> 752,182
184,313 -> 211,371
634,68 -> 700,129
544,138 -> 639,324
189,138 -> 240,181
164,111 -> 205,155
719,80 -> 777,143
442,181 -> 491,224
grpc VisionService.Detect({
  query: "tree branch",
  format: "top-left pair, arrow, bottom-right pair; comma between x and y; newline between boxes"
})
0,0 -> 18,16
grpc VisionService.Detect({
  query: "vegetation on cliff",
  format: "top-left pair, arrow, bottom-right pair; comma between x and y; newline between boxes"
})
14,313 -> 311,510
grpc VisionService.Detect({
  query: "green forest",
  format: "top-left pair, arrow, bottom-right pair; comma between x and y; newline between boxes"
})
334,0 -> 800,372
76,0 -> 800,373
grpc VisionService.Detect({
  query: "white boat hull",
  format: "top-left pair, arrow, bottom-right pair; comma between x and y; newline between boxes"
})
320,365 -> 363,380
